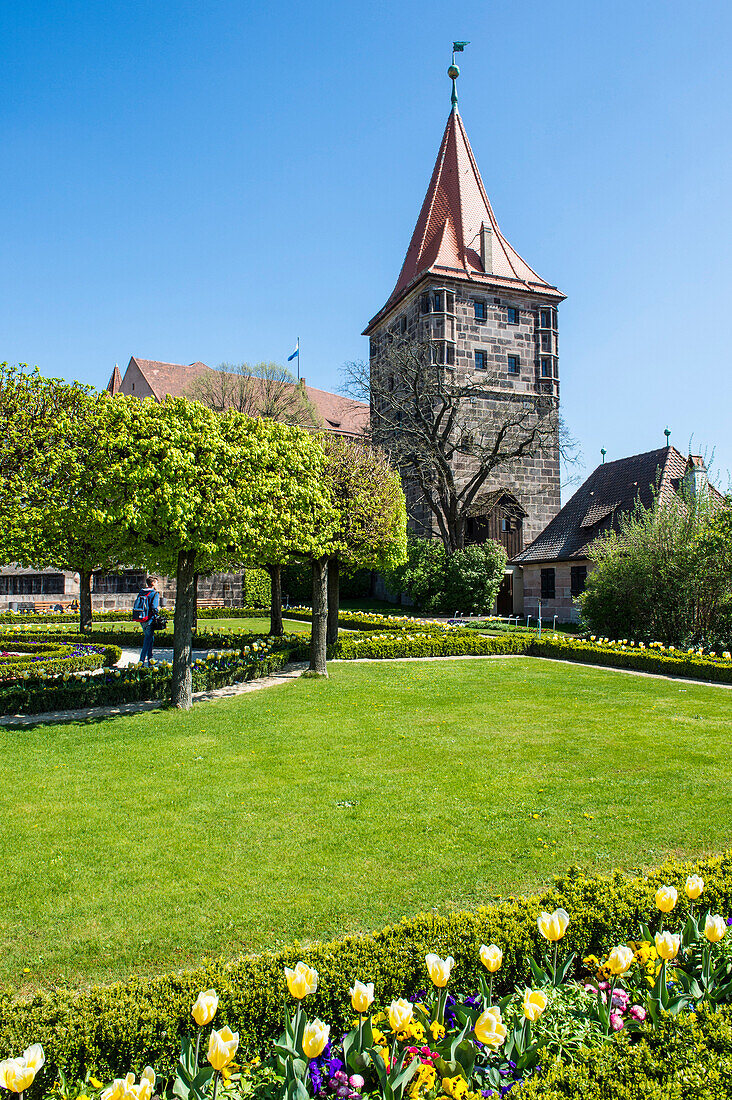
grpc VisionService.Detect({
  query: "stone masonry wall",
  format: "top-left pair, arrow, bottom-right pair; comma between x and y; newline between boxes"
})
369,277 -> 562,547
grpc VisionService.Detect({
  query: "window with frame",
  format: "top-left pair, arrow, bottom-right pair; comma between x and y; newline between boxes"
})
474,350 -> 487,371
540,568 -> 556,600
571,565 -> 587,597
541,358 -> 552,378
540,308 -> 552,329
400,315 -> 407,334
507,307 -> 519,324
507,355 -> 520,374
473,299 -> 487,321
446,343 -> 455,366
553,360 -> 560,379
0,573 -> 65,596
541,333 -> 551,352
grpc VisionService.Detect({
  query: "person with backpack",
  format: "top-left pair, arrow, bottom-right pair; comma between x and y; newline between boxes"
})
133,576 -> 160,666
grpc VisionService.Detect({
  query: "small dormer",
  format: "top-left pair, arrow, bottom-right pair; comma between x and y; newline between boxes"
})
681,455 -> 709,499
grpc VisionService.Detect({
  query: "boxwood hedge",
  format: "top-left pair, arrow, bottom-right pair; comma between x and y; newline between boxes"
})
2,850 -> 730,1088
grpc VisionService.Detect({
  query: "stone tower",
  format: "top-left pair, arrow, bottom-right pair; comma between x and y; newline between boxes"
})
364,83 -> 564,569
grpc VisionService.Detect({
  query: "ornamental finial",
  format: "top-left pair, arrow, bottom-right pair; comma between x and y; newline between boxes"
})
449,41 -> 469,108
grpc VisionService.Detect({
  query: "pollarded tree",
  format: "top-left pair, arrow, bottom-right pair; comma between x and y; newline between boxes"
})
187,362 -> 320,428
0,367 -> 129,632
320,435 -> 407,647
100,396 -> 336,708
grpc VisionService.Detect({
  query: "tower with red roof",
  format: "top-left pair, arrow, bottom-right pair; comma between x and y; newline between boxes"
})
364,62 -> 564,593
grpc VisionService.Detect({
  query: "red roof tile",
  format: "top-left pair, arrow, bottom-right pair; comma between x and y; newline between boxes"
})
366,107 -> 563,331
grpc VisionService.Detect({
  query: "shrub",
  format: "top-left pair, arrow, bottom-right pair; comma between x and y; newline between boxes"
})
244,569 -> 271,608
0,642 -> 121,681
3,851 -> 731,1086
332,630 -> 528,660
530,635 -> 732,685
382,537 -> 507,614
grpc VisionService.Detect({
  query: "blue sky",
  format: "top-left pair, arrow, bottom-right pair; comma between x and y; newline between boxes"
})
4,0 -> 731,493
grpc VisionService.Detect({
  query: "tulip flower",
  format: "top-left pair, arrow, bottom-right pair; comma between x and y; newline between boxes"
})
655,886 -> 677,914
284,961 -> 318,1000
474,1006 -> 507,1049
350,980 -> 375,1014
302,1019 -> 330,1060
605,945 -> 634,976
425,953 -> 455,988
479,944 -> 503,973
705,914 -> 726,943
192,989 -> 219,1027
522,989 -> 548,1022
654,931 -> 680,961
387,998 -> 414,1032
0,1045 -> 45,1094
537,908 -> 569,942
685,875 -> 704,901
207,1026 -> 240,1072
137,1068 -> 156,1100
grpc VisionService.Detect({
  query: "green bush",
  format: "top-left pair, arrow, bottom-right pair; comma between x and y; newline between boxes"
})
284,607 -> 448,633
0,639 -> 303,716
520,1004 -> 732,1098
382,536 -> 507,614
244,569 -> 271,608
332,630 -> 528,660
530,635 -> 732,684
0,642 -> 121,682
3,850 -> 731,1088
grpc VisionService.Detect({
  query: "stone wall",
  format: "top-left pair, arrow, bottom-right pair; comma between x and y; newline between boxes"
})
369,277 -> 562,547
521,559 -> 594,623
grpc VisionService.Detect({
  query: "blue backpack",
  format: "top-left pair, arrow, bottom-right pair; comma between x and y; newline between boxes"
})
132,589 -> 153,622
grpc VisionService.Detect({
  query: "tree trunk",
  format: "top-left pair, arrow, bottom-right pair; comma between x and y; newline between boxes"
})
309,555 -> 329,677
193,572 -> 198,633
172,549 -> 197,710
79,569 -> 93,634
268,563 -> 283,636
326,556 -> 339,647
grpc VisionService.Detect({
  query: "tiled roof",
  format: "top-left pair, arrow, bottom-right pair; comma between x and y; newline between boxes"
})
106,364 -> 122,395
121,358 -> 368,437
365,107 -> 563,332
513,446 -> 721,564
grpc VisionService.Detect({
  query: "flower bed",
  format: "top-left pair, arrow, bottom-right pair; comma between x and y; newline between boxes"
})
531,635 -> 732,685
2,850 -> 731,1094
0,627 -> 278,651
0,641 -> 121,682
0,637 -> 303,716
285,608 -> 452,633
332,632 -> 528,660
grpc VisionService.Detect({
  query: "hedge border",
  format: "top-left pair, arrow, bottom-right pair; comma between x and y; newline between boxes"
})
3,850 -> 730,1088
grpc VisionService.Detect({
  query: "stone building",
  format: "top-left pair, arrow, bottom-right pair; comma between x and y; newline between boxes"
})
364,83 -> 564,611
513,446 -> 723,623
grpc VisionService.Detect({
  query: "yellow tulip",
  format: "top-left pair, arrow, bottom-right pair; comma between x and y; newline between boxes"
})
655,886 -> 677,914
537,908 -> 569,942
137,1068 -> 156,1100
425,953 -> 455,988
302,1019 -> 330,1060
284,961 -> 318,1000
685,875 -> 704,900
522,989 -> 548,1022
479,944 -> 503,973
654,932 -> 680,961
207,1026 -> 240,1072
605,945 -> 634,976
387,998 -> 414,1032
474,1006 -> 507,1049
0,1045 -> 45,1094
704,915 -> 726,943
350,980 -> 375,1013
192,989 -> 219,1027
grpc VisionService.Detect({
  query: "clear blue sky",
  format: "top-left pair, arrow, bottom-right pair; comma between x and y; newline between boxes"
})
4,0 -> 731,492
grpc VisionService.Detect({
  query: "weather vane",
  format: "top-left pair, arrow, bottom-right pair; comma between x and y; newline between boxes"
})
448,41 -> 470,108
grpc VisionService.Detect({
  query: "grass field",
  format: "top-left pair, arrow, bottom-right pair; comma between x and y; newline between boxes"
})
3,656 -> 731,991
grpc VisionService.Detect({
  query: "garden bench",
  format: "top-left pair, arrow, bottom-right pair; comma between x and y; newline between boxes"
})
197,598 -> 226,609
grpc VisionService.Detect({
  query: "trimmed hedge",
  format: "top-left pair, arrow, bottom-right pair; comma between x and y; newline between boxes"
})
286,607 -> 450,633
531,635 -> 732,685
332,631 -> 531,660
0,638 -> 303,717
521,1004 -> 732,1098
2,850 -> 731,1086
244,569 -> 271,607
0,627 -> 277,651
0,642 -> 121,682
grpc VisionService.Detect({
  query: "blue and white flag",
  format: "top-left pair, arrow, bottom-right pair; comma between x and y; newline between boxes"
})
287,339 -> 299,362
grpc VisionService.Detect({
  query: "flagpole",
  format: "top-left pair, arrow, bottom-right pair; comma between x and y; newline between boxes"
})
298,336 -> 300,381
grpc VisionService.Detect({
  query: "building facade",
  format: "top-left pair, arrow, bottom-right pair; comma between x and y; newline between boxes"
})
364,91 -> 564,608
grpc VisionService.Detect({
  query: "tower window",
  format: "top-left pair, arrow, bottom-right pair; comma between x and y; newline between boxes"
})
400,315 -> 407,334
475,350 -> 487,371
432,292 -> 442,312
507,307 -> 519,324
540,568 -> 556,600
540,309 -> 552,328
541,358 -> 552,378
507,355 -> 520,374
571,565 -> 587,597
553,360 -> 560,379
420,294 -> 429,314
473,299 -> 487,321
541,333 -> 552,352
446,343 -> 455,366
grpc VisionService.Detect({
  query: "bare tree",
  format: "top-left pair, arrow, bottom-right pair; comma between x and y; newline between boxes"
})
187,362 -> 320,428
343,338 -> 578,554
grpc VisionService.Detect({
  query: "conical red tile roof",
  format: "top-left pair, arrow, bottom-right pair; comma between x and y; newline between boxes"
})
368,107 -> 562,329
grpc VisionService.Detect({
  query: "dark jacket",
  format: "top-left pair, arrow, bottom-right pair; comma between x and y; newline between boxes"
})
138,587 -> 160,623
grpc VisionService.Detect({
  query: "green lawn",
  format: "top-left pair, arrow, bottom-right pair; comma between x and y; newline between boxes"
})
2,657 -> 731,991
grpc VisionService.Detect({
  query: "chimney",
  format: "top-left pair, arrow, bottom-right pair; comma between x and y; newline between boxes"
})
480,222 -> 493,274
